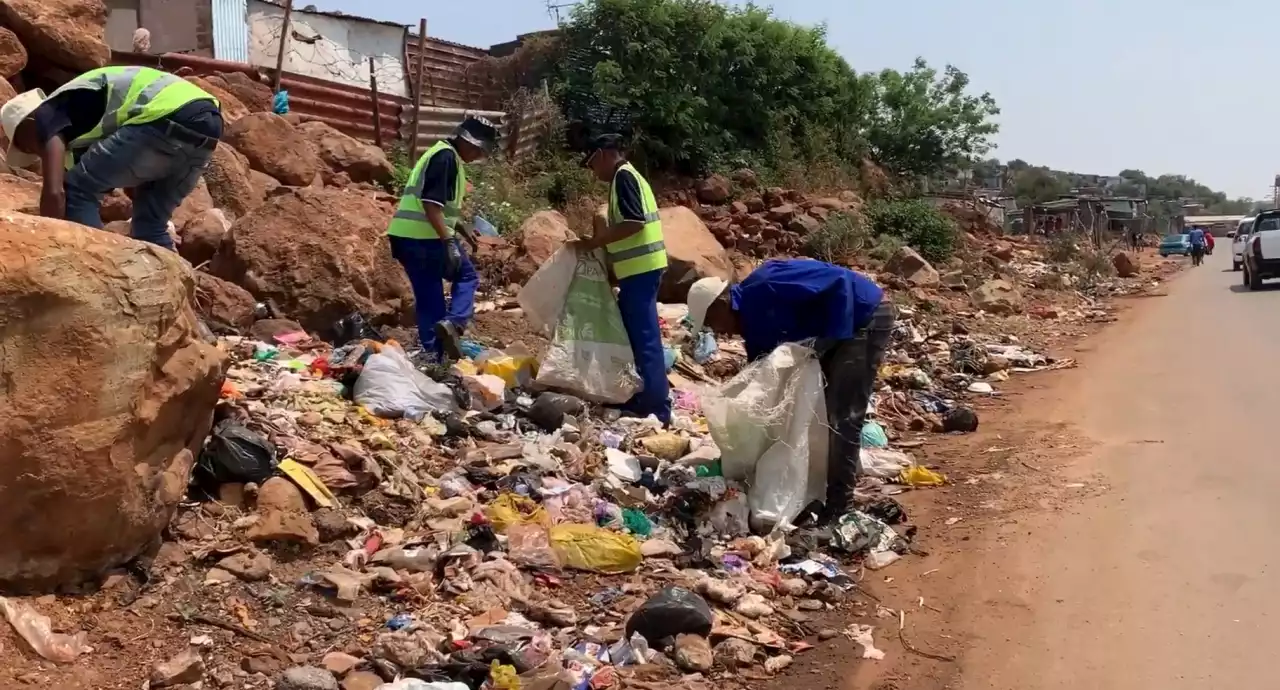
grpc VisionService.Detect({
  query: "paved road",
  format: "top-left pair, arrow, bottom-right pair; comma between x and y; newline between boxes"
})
955,250 -> 1278,689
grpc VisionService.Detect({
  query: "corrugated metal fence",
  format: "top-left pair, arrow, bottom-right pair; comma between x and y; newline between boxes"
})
109,50 -> 549,160
211,0 -> 249,63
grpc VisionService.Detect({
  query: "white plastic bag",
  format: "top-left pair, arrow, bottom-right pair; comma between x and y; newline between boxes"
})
703,343 -> 828,532
354,345 -> 458,420
0,597 -> 92,663
532,252 -> 640,404
860,447 -> 912,479
518,246 -> 579,336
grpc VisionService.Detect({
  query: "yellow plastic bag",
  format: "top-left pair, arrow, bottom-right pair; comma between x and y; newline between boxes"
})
481,355 -> 537,388
899,464 -> 946,486
489,661 -> 520,690
549,524 -> 642,574
485,493 -> 550,533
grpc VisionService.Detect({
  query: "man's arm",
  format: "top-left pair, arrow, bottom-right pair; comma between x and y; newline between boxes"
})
420,150 -> 458,239
38,137 -> 67,219
580,168 -> 647,251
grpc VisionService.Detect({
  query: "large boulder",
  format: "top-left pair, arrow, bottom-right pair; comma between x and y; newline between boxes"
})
0,27 -> 27,78
884,247 -> 940,288
657,206 -> 733,303
970,279 -> 1023,315
511,210 -> 574,283
0,0 -> 110,72
189,76 -> 249,124
171,178 -> 215,229
209,187 -> 411,333
193,270 -> 256,332
295,121 -> 394,185
224,113 -> 323,187
696,174 -> 732,204
0,173 -> 39,213
1112,251 -> 1139,278
179,208 -> 232,267
212,72 -> 273,113
204,142 -> 261,219
0,215 -> 225,590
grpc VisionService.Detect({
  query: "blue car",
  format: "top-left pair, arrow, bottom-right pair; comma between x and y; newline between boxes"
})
1158,233 -> 1192,257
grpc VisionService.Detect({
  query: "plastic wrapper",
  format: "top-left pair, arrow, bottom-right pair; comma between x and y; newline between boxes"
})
860,448 -> 912,480
899,464 -> 946,486
702,343 -> 828,532
530,252 -> 641,404
485,493 -> 550,533
0,597 -> 91,663
353,345 -> 458,420
506,524 -> 558,569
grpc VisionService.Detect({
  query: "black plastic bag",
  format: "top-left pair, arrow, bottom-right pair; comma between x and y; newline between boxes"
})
525,392 -> 586,431
329,312 -> 384,347
625,585 -> 713,645
196,420 -> 277,485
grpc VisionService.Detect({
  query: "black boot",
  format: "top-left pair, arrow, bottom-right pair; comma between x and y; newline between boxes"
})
434,321 -> 464,361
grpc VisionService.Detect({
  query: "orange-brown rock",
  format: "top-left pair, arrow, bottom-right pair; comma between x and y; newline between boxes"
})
204,142 -> 261,219
295,121 -> 394,185
0,27 -> 27,78
178,208 -> 231,267
224,113 -> 323,186
0,214 -> 225,589
210,187 -> 411,333
0,0 -> 110,72
193,270 -> 256,332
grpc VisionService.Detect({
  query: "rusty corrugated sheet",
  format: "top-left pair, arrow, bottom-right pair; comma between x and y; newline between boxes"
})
404,33 -> 496,109
111,50 -> 409,144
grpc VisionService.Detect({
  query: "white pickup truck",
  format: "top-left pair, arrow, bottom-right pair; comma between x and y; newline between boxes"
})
1242,210 -> 1280,289
1233,216 -> 1254,271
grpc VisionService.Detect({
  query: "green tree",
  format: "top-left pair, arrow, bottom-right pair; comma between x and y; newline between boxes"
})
864,58 -> 1000,180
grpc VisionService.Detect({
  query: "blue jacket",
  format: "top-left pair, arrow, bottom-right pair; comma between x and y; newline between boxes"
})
1188,228 -> 1206,247
730,259 -> 884,361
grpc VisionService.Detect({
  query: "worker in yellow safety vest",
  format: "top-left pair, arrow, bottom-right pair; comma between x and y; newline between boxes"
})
1,66 -> 222,250
387,116 -> 500,360
574,134 -> 671,424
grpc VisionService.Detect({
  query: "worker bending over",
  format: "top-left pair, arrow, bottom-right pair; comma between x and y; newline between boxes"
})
575,134 -> 671,424
686,259 -> 896,522
1,66 -> 222,249
386,116 -> 499,360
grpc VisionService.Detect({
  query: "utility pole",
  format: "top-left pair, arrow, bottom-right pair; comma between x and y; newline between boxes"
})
272,0 -> 293,94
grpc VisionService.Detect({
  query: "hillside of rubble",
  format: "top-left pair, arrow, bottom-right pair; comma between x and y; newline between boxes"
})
0,2 -> 1187,690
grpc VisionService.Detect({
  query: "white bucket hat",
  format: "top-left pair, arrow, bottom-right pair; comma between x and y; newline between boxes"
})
686,276 -> 729,334
2,89 -> 48,170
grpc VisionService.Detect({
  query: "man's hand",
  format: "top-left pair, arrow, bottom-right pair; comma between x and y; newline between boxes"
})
39,186 -> 65,219
570,237 -> 601,255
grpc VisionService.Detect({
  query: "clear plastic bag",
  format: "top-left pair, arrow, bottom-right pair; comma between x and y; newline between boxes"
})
353,344 -> 458,420
0,597 -> 92,663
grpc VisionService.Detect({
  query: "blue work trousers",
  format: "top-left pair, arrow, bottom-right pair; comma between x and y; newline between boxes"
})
617,268 -> 671,424
65,123 -> 214,250
389,236 -> 479,357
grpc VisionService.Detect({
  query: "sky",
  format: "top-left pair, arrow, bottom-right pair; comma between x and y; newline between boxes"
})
308,0 -> 1279,199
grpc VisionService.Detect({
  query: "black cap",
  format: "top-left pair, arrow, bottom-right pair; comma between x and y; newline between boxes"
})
455,115 -> 500,152
581,132 -> 626,167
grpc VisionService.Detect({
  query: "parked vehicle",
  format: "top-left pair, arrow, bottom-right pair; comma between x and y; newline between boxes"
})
1242,210 -> 1280,289
1158,233 -> 1192,257
1233,217 -> 1255,271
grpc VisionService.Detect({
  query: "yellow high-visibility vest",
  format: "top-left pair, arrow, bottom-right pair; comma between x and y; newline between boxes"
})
387,141 -> 466,240
607,162 -> 667,278
47,66 -> 217,170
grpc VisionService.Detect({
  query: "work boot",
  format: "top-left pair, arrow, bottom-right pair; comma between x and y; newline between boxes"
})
434,321 -> 465,361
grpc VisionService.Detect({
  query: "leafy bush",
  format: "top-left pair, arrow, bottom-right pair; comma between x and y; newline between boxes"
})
1046,233 -> 1081,263
1072,249 -> 1115,287
804,212 -> 869,263
865,199 -> 956,263
868,233 -> 906,262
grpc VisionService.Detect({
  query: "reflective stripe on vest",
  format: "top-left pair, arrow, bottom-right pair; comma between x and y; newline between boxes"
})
607,162 -> 667,279
387,141 -> 467,240
48,66 -> 217,169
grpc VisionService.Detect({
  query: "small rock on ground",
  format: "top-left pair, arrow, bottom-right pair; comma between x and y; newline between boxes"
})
277,666 -> 339,690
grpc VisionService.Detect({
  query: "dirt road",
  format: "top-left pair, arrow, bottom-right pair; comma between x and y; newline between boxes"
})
944,250 -> 1274,689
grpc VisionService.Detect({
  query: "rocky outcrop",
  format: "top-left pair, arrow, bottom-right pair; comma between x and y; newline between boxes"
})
193,270 -> 256,333
210,187 -> 411,333
0,27 -> 27,78
179,208 -> 231,267
1112,251 -> 1138,278
224,113 -> 323,187
295,121 -> 394,185
970,279 -> 1023,315
884,247 -> 940,288
658,206 -> 733,303
189,76 -> 249,124
171,178 -> 215,229
204,142 -> 261,219
511,211 -> 575,284
696,174 -> 732,204
212,72 -> 273,113
0,173 -> 39,213
0,214 -> 225,590
0,0 -> 110,72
